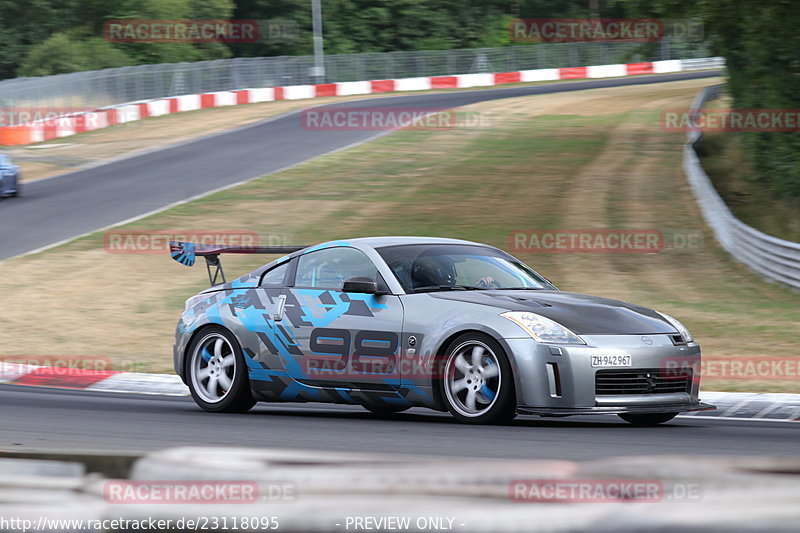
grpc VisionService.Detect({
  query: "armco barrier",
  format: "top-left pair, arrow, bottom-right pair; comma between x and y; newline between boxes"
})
0,57 -> 724,146
683,85 -> 800,289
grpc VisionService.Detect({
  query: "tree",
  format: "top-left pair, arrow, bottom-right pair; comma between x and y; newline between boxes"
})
17,33 -> 134,77
0,0 -> 85,79
702,0 -> 800,199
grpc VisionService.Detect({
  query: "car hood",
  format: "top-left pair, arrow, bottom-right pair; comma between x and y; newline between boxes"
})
428,290 -> 677,335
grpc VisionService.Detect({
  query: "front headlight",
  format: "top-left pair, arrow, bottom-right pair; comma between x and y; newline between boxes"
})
501,311 -> 585,344
656,311 -> 694,343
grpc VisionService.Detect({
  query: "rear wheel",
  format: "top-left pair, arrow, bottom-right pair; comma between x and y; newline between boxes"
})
440,333 -> 517,425
186,326 -> 255,413
618,412 -> 678,426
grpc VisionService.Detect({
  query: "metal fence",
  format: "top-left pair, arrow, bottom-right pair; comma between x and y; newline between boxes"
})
0,40 -> 710,110
683,85 -> 800,290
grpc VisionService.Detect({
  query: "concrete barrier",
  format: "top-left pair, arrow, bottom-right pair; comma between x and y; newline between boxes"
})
1,447 -> 799,531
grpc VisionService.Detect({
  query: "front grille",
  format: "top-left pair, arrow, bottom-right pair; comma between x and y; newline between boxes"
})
595,368 -> 692,395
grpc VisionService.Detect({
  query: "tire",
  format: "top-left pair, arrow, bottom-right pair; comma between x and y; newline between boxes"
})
439,333 -> 517,425
185,326 -> 256,413
618,412 -> 678,426
361,404 -> 410,416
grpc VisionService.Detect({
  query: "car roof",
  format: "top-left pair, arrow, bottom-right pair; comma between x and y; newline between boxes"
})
314,236 -> 485,250
239,236 -> 507,293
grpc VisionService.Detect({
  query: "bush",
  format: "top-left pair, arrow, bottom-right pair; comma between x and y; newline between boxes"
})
17,33 -> 135,77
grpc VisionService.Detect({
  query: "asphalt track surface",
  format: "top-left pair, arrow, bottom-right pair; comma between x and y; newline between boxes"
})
0,70 -> 721,261
2,385 -> 798,458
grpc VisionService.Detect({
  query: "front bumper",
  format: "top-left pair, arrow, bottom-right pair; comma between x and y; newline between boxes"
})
505,334 -> 715,413
518,402 -> 716,417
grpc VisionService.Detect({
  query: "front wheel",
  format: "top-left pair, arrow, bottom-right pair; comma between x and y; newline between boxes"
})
440,333 -> 517,425
618,412 -> 678,426
186,326 -> 255,413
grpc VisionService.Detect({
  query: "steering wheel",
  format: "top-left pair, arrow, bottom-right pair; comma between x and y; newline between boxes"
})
476,277 -> 502,289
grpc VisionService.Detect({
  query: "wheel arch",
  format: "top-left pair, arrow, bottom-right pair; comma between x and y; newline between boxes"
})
429,328 -> 520,411
179,322 -> 235,381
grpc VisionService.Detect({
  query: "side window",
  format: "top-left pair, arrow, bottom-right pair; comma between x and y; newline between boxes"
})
295,247 -> 379,290
260,262 -> 289,286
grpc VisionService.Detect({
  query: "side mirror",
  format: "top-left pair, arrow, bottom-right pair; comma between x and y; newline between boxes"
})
342,276 -> 379,294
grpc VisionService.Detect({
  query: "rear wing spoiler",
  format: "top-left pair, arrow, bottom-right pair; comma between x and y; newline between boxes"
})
169,241 -> 307,286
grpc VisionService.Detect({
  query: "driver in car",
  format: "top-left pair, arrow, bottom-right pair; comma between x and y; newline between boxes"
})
410,255 -> 496,290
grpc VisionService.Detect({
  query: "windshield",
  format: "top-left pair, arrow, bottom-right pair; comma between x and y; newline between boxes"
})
376,244 -> 556,293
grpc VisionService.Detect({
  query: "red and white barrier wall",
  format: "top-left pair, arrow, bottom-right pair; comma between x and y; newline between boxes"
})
0,58 -> 720,146
0,362 -> 188,395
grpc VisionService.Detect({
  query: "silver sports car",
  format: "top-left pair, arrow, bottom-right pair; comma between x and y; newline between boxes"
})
170,237 -> 714,425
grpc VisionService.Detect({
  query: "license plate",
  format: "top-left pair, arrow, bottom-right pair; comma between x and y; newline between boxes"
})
591,354 -> 631,367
